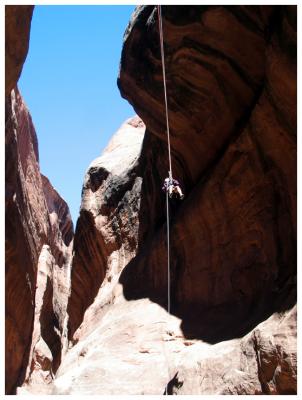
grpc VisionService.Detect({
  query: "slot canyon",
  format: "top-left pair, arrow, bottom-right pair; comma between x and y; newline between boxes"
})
5,5 -> 296,395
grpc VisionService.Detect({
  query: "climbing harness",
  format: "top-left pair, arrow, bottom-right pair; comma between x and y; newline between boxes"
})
158,5 -> 172,395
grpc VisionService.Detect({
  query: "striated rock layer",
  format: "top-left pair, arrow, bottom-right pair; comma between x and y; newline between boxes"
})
5,7 -> 34,393
117,5 -> 297,339
67,116 -> 145,340
63,5 -> 296,395
5,87 -> 74,394
56,111 -> 296,394
5,88 -> 73,394
5,6 -> 75,393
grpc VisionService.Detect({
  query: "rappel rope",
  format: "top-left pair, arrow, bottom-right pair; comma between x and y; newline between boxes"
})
158,5 -> 172,395
158,3 -> 171,316
158,4 -> 173,182
166,190 -> 171,315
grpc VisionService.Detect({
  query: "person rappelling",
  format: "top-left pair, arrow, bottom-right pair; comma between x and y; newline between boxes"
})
158,5 -> 184,395
162,173 -> 184,200
157,5 -> 184,203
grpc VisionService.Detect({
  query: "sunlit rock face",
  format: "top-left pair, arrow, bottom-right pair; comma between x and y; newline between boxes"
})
67,116 -> 145,340
61,5 -> 296,395
54,301 -> 297,395
5,87 -> 74,394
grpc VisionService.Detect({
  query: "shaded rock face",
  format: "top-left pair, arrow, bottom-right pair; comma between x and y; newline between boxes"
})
5,5 -> 34,96
5,86 -> 73,394
5,8 -> 34,393
62,5 -> 296,395
117,5 -> 296,340
6,88 -> 45,394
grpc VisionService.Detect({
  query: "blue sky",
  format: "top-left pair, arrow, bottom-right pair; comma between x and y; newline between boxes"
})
18,5 -> 136,225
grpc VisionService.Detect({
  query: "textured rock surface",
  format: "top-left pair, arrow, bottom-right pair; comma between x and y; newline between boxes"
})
19,246 -> 60,395
42,175 -> 74,248
67,116 -> 145,340
54,301 -> 296,395
5,5 -> 34,95
63,5 -> 296,396
5,8 -> 34,392
18,243 -> 72,395
117,5 -> 297,339
6,88 -> 47,394
5,8 -> 74,393
6,4 -> 296,396
5,88 -> 73,394
172,305 -> 297,395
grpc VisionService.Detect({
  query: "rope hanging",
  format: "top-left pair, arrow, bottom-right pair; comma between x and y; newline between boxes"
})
166,190 -> 171,315
158,4 -> 173,180
158,5 -> 172,395
158,4 -> 171,316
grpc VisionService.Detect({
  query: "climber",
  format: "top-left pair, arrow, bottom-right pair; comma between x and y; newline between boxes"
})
162,176 -> 184,199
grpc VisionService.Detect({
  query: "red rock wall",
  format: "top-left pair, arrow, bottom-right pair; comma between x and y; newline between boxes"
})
5,6 -> 74,392
116,5 -> 296,343
5,88 -> 45,394
67,117 -> 145,339
67,8 -> 296,357
5,10 -> 35,390
6,87 -> 74,394
5,5 -> 34,96
55,6 -> 296,395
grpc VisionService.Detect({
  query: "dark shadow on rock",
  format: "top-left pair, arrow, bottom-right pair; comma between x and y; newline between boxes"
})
119,241 -> 296,344
163,372 -> 183,395
118,121 -> 297,343
118,3 -> 296,345
40,276 -> 62,373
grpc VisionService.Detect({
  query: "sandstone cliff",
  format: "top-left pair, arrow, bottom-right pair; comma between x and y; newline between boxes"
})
67,116 -> 145,340
5,87 -> 74,395
117,6 -> 297,336
61,5 -> 296,395
5,6 -> 74,393
5,4 -> 296,395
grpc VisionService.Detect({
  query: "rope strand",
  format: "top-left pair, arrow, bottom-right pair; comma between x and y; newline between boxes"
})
158,5 -> 172,395
163,191 -> 171,396
158,5 -> 173,179
166,191 -> 171,315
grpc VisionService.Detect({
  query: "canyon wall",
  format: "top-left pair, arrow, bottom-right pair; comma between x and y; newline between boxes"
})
5,87 -> 73,395
5,6 -> 74,394
117,4 -> 296,338
67,116 -> 145,340
61,5 -> 296,395
5,5 -> 296,395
